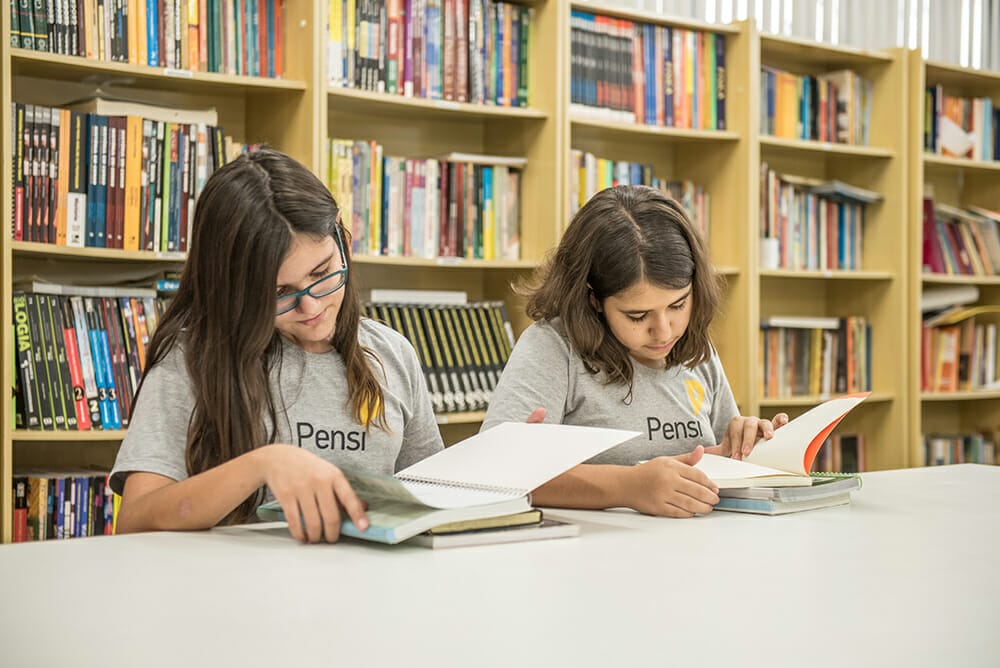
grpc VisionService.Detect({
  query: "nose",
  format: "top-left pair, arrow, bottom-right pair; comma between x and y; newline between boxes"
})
649,311 -> 673,340
297,292 -> 323,314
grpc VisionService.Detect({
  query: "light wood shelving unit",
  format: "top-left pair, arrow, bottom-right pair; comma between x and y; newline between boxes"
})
754,36 -> 910,472
906,53 -> 1000,468
2,0 -> 989,542
0,0 -> 323,543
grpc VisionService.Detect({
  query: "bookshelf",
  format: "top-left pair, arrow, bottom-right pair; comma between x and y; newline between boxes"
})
565,4 -> 754,410
0,0 -> 322,543
906,53 -> 1000,468
2,1 -> 980,542
753,35 -> 909,472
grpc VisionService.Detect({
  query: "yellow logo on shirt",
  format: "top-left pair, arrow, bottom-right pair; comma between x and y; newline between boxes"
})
359,395 -> 382,427
685,379 -> 705,417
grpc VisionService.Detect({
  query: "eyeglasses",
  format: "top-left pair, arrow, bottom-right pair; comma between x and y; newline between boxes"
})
275,230 -> 349,316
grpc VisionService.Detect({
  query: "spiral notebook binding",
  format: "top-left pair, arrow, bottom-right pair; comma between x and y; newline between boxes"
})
810,471 -> 863,487
399,474 -> 526,498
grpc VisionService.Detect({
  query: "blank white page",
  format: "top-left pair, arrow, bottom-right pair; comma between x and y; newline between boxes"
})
397,422 -> 639,493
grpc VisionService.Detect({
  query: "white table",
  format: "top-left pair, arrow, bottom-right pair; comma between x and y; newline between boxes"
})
1,465 -> 998,667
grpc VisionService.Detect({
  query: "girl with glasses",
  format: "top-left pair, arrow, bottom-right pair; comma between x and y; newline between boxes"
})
482,185 -> 788,518
110,148 -> 443,542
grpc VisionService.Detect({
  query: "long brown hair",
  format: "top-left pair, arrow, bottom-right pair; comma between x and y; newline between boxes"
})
523,185 -> 721,393
141,147 -> 386,523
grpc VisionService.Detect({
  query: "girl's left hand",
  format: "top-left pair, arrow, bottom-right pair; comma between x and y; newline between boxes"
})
711,413 -> 789,461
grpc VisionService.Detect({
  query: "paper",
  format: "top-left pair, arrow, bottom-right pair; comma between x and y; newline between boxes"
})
397,422 -> 639,493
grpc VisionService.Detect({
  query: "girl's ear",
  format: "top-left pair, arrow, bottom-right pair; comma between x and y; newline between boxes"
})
587,288 -> 602,313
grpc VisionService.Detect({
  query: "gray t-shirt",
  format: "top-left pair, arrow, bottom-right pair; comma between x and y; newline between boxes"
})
110,319 -> 443,495
482,319 -> 739,465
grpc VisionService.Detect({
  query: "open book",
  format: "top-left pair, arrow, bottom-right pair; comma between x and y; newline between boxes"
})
256,422 -> 638,544
695,392 -> 870,488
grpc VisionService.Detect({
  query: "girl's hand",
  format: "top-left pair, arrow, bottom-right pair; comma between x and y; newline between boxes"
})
713,413 -> 789,461
626,446 -> 719,518
258,444 -> 369,543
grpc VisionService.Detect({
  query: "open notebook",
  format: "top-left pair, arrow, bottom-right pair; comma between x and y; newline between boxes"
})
257,422 -> 638,544
695,392 -> 870,488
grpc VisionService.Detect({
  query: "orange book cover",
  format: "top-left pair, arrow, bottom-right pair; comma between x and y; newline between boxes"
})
56,109 -> 71,245
123,116 -> 143,251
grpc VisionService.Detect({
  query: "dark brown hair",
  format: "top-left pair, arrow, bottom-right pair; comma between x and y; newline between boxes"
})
142,147 -> 386,523
523,185 -> 721,392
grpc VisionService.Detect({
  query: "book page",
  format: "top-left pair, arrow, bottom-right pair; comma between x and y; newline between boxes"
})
744,393 -> 869,475
343,471 -> 518,509
397,422 -> 639,493
694,453 -> 809,488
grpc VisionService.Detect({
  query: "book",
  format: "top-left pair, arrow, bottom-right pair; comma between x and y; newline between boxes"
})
367,288 -> 468,304
256,422 -> 639,544
714,474 -> 861,515
427,508 -> 542,534
65,97 -> 219,126
408,518 -> 579,549
694,392 -> 870,488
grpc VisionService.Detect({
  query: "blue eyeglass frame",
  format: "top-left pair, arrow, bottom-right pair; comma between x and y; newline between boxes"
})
275,228 -> 349,316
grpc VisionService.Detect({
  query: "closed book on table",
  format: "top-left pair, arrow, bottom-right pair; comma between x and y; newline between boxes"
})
257,422 -> 637,545
714,475 -> 861,515
409,518 -> 579,549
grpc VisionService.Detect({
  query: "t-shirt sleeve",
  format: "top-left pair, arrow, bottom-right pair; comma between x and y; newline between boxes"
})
391,329 -> 444,471
481,322 -> 572,432
707,352 -> 739,444
109,350 -> 194,495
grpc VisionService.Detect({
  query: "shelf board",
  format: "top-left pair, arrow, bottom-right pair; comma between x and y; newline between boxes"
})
327,87 -> 548,121
12,240 -> 186,263
760,269 -> 894,281
921,272 -> 1000,286
569,2 -> 740,33
435,411 -> 486,425
923,154 -> 1000,173
11,48 -> 307,93
761,34 -> 893,69
716,265 -> 740,276
760,392 -> 893,408
924,60 -> 1000,89
759,136 -> 894,158
571,115 -> 740,143
12,429 -> 127,442
353,255 -> 538,270
921,390 -> 1000,402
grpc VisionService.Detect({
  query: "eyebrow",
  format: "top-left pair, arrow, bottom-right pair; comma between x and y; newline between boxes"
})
622,289 -> 692,314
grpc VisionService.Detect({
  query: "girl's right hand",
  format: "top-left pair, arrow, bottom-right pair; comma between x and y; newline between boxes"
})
258,444 -> 369,543
626,446 -> 720,518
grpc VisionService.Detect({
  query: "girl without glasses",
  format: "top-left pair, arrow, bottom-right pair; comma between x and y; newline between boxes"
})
110,148 -> 443,542
482,185 -> 787,518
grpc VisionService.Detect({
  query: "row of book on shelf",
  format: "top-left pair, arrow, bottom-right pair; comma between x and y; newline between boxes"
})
10,473 -> 114,542
921,194 -> 1000,278
329,0 -> 529,107
924,432 -> 999,466
759,164 -> 881,272
920,291 -> 1000,394
923,85 -> 1000,162
9,98 -> 247,252
12,286 -> 168,432
569,10 -> 726,130
759,66 -> 872,145
362,293 -> 514,415
9,0 -> 284,77
567,149 -> 709,239
327,141 -> 523,261
759,316 -> 872,399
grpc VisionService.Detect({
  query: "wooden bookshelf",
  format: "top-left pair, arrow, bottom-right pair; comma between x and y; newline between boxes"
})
0,0 -> 322,543
756,35 -> 909,472
2,2 -> 983,541
907,52 -> 1000,469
